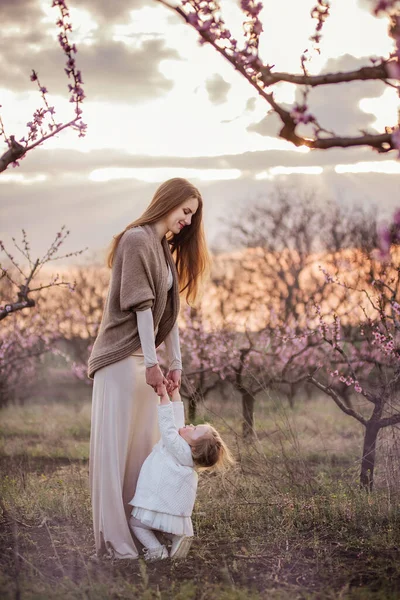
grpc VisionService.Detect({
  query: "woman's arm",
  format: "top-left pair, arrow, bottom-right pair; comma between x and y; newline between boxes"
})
165,321 -> 182,391
136,308 -> 158,367
164,321 -> 182,371
136,308 -> 167,391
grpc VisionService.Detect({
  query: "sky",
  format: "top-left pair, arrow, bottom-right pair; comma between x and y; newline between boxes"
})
0,0 -> 399,264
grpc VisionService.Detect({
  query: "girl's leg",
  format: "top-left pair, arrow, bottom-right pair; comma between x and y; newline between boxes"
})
129,516 -> 168,561
129,516 -> 164,550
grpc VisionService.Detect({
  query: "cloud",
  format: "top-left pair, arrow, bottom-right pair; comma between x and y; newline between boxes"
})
78,0 -> 148,23
298,54 -> 385,137
247,111 -> 283,138
1,171 -> 399,264
1,0 -> 43,27
0,39 -> 179,103
5,140 -> 396,183
0,1 -> 180,103
205,74 -> 231,105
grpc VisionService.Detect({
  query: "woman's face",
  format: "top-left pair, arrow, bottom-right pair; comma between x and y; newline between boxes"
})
165,196 -> 199,235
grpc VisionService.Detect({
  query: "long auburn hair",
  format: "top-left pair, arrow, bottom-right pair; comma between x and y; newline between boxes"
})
107,178 -> 210,304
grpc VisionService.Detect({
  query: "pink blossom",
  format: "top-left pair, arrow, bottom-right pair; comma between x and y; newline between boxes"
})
290,103 -> 315,125
392,128 -> 400,157
386,60 -> 400,79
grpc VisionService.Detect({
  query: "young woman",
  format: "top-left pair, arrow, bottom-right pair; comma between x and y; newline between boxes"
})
88,178 -> 210,559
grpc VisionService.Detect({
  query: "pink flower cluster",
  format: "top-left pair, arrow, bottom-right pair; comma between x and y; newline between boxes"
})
290,103 -> 315,125
330,370 -> 362,393
181,0 -> 264,78
310,0 -> 331,45
374,208 -> 400,261
386,14 -> 400,82
392,128 -> 400,157
373,0 -> 400,16
371,330 -> 396,357
52,0 -> 86,136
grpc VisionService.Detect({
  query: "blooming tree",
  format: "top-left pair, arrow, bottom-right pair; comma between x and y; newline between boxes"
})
156,0 -> 400,153
176,306 -> 221,421
298,210 -> 400,489
43,265 -> 110,382
0,0 -> 85,173
0,306 -> 60,408
207,192 -> 377,412
0,230 -> 87,405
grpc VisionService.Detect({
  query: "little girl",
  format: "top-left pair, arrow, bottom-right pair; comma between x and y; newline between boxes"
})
128,384 -> 234,562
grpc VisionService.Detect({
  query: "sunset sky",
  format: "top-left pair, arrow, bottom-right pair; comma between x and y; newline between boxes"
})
1,0 -> 399,264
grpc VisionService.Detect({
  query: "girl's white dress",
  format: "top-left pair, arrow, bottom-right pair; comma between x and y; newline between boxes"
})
129,401 -> 197,536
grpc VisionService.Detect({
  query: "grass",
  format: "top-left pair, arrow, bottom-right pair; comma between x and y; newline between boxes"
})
1,392 -> 400,599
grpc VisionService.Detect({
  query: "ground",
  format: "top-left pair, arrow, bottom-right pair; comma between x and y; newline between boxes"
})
1,391 -> 399,599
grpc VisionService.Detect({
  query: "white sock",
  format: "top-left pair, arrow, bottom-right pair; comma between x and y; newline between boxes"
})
129,516 -> 163,550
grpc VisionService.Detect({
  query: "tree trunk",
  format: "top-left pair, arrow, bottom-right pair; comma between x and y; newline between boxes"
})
188,394 -> 197,423
287,382 -> 296,409
360,421 -> 380,491
242,391 -> 255,438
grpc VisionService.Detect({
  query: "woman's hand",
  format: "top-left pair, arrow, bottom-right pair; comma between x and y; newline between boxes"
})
146,364 -> 168,392
166,369 -> 182,393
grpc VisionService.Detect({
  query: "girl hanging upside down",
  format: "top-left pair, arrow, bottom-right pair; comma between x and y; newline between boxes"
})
129,383 -> 234,562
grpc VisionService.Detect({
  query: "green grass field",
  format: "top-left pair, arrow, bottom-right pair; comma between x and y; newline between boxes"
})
1,391 -> 399,599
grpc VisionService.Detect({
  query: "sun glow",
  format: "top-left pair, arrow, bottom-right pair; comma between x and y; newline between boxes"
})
89,167 -> 241,183
256,166 -> 323,179
335,162 -> 400,174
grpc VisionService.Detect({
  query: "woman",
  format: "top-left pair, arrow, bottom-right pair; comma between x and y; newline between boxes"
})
88,178 -> 210,559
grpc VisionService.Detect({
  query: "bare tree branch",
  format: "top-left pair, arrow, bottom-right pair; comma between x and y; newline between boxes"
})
260,62 -> 393,88
308,375 -> 367,426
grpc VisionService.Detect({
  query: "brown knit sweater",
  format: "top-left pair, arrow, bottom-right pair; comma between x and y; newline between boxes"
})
87,224 -> 180,379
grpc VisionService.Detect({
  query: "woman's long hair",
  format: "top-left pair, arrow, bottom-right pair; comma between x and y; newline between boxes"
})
106,178 -> 210,304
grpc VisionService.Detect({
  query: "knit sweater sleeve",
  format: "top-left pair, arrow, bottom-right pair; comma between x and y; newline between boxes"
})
136,308 -> 158,367
164,320 -> 182,371
119,229 -> 155,312
158,403 -> 193,466
171,400 -> 185,429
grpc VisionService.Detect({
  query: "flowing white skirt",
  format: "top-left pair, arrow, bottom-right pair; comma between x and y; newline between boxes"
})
130,506 -> 194,537
89,354 -> 160,559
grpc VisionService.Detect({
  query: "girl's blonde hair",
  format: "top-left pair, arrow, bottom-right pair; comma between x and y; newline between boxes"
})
191,424 -> 235,471
106,178 -> 211,305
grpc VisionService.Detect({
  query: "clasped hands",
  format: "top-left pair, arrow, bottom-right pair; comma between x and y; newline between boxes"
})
146,364 -> 181,396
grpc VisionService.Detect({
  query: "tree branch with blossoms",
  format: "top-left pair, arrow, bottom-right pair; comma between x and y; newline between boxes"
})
0,228 -> 87,321
0,0 -> 86,174
156,0 -> 400,154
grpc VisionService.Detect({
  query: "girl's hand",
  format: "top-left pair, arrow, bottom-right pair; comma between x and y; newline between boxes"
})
169,385 -> 181,402
146,364 -> 168,392
166,369 -> 182,392
157,383 -> 169,404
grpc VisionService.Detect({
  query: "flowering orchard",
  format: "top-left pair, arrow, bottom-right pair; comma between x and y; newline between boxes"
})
288,209 -> 400,489
0,306 -> 59,408
0,229 -> 87,406
174,198 -> 400,486
156,0 -> 400,153
0,0 -> 85,173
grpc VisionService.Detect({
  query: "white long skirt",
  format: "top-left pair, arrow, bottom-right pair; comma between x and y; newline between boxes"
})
89,354 -> 160,559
